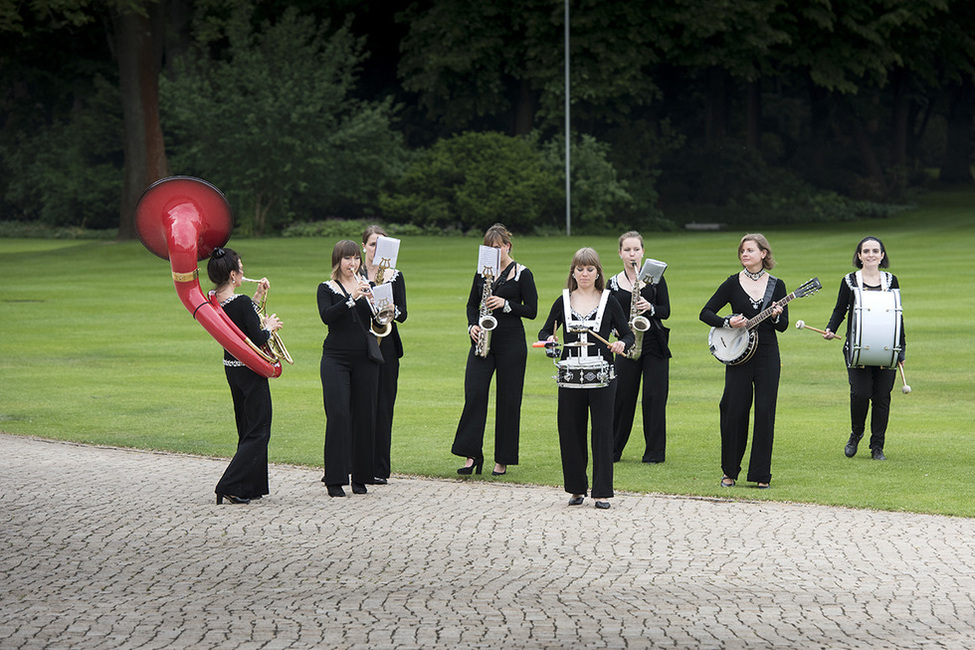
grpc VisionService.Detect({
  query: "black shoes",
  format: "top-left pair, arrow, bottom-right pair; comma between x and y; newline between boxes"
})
871,448 -> 887,461
326,485 -> 346,498
568,495 -> 584,506
352,482 -> 368,494
457,458 -> 483,475
594,501 -> 611,510
845,433 -> 863,458
216,494 -> 250,505
370,478 -> 388,485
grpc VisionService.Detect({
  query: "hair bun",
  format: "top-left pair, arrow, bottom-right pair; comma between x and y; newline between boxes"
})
212,247 -> 226,259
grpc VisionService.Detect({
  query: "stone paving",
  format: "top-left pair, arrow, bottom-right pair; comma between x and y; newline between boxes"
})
2,432 -> 974,649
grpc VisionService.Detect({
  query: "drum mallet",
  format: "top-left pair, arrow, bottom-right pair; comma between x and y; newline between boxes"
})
898,361 -> 912,394
795,320 -> 837,338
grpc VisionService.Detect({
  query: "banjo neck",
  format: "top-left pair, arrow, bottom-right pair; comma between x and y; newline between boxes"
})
742,291 -> 798,330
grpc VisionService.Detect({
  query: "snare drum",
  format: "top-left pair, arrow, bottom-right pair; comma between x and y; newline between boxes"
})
847,289 -> 902,368
555,357 -> 615,388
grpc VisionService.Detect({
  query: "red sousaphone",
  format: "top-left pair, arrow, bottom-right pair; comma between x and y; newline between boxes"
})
136,176 -> 282,378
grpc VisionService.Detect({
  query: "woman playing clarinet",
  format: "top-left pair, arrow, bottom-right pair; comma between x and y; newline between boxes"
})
824,236 -> 905,461
360,225 -> 408,485
539,248 -> 634,510
609,231 -> 672,464
699,234 -> 787,489
452,223 -> 538,477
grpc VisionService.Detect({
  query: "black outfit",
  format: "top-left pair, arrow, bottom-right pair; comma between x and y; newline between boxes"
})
825,272 -> 905,453
215,294 -> 273,500
700,274 -> 788,485
318,280 -> 380,488
608,273 -> 672,463
539,291 -> 634,499
369,269 -> 407,481
451,263 -> 538,466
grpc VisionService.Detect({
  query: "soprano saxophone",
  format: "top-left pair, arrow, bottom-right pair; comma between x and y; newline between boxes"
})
474,271 -> 497,358
625,261 -> 651,360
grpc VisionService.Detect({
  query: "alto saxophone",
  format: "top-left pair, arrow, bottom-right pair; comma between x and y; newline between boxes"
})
242,277 -> 293,365
625,261 -> 651,360
475,271 -> 497,358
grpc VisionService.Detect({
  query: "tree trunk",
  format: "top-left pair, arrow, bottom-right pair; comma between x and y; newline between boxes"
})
807,81 -> 829,178
890,67 -> 910,169
113,4 -> 169,241
513,78 -> 535,136
939,79 -> 975,184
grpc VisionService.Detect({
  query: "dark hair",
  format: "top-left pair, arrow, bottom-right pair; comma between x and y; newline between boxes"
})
738,233 -> 775,270
618,231 -> 644,250
853,236 -> 889,268
330,240 -> 361,280
567,247 -> 605,292
207,247 -> 241,286
483,223 -> 512,249
361,224 -> 388,245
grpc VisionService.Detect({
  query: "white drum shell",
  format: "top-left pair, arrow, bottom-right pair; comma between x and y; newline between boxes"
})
555,357 -> 615,388
848,289 -> 902,368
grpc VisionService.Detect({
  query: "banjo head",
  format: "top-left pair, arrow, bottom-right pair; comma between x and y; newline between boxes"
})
708,326 -> 757,365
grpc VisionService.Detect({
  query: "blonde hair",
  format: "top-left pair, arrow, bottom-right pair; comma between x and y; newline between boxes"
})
567,247 -> 605,291
739,233 -> 775,270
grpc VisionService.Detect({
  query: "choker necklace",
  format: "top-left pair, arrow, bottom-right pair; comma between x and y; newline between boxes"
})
742,267 -> 766,281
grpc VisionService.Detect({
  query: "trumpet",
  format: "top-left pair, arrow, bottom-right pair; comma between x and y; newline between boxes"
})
358,276 -> 394,338
242,277 -> 293,364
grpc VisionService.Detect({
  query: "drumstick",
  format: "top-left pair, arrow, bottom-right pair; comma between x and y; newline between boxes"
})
795,320 -> 840,338
898,361 -> 912,394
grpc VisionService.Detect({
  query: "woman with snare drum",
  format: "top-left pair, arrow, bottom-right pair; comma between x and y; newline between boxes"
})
208,248 -> 282,505
609,231 -> 672,464
452,223 -> 538,477
824,236 -> 905,461
318,240 -> 382,497
539,248 -> 634,510
360,225 -> 408,484
699,234 -> 787,489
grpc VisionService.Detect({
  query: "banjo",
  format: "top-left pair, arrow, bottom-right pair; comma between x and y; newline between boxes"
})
708,277 -> 821,365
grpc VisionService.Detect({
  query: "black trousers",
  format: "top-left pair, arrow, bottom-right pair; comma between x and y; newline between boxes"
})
374,336 -> 400,479
848,365 -> 896,451
719,344 -> 780,484
451,330 -> 527,465
558,381 -> 616,499
613,352 -> 669,462
216,366 -> 272,499
321,348 -> 379,486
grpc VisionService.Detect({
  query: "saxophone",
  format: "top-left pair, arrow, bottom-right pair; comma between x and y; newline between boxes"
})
625,261 -> 651,360
474,271 -> 497,358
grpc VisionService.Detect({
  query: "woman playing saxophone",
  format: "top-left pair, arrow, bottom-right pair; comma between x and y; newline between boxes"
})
608,231 -> 672,464
451,223 -> 537,477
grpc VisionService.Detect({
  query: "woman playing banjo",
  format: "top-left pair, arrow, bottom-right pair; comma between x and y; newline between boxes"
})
699,234 -> 788,489
823,236 -> 905,461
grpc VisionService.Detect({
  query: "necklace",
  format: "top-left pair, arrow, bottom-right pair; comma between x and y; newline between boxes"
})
742,267 -> 766,281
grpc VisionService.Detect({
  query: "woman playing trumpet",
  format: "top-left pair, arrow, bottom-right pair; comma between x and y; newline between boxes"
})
452,223 -> 538,477
360,225 -> 408,484
318,240 -> 382,497
207,248 -> 282,505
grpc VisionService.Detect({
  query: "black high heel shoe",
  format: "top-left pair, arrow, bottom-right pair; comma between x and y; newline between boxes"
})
352,482 -> 367,494
326,485 -> 346,498
457,458 -> 483,475
216,494 -> 250,505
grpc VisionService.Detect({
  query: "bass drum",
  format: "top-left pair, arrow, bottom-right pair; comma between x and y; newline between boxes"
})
847,289 -> 902,368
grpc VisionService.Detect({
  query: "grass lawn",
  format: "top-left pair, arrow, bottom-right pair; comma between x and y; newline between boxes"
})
2,189 -> 973,516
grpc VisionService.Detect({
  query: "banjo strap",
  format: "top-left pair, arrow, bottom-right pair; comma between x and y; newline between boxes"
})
760,275 -> 778,310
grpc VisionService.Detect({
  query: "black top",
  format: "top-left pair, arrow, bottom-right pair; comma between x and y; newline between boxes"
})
317,280 -> 376,353
825,271 -> 906,363
466,263 -> 538,335
608,272 -> 672,358
538,292 -> 635,364
220,294 -> 270,365
700,274 -> 789,346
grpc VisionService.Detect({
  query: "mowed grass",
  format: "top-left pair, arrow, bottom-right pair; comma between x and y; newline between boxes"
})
2,189 -> 973,516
